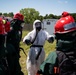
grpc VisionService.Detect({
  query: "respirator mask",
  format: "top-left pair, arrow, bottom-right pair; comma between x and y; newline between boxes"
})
35,22 -> 42,31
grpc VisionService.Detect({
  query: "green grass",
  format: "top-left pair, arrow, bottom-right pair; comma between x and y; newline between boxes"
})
20,30 -> 56,75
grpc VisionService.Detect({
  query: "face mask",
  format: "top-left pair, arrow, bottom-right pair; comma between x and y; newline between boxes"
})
55,31 -> 76,51
56,36 -> 76,51
21,23 -> 25,28
35,22 -> 42,31
36,27 -> 41,31
11,19 -> 24,30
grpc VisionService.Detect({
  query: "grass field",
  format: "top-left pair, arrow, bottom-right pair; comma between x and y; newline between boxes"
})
20,30 -> 56,75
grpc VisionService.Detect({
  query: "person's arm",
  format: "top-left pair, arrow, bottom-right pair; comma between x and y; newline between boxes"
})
45,31 -> 55,43
23,32 -> 31,45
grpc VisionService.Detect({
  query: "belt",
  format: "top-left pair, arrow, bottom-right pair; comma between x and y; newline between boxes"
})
30,45 -> 43,60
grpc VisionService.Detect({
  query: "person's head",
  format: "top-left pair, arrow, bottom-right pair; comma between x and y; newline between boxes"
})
13,13 -> 24,21
33,20 -> 42,31
0,18 -> 6,45
54,11 -> 76,41
11,13 -> 25,30
2,17 -> 11,33
4,21 -> 10,33
0,18 -> 5,34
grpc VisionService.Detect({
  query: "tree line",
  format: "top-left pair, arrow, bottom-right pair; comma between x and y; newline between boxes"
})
0,8 -> 76,24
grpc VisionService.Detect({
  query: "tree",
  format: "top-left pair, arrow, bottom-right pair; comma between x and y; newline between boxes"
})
70,13 -> 76,22
0,12 -> 2,16
48,14 -> 55,19
8,12 -> 14,17
38,15 -> 44,21
20,8 -> 40,24
44,14 -> 49,19
3,13 -> 8,17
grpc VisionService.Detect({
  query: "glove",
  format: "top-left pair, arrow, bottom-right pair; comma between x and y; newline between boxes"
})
48,37 -> 54,43
25,39 -> 31,45
37,69 -> 43,74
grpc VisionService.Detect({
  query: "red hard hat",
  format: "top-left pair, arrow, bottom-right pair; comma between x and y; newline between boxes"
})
0,18 -> 5,34
54,15 -> 76,34
13,13 -> 24,21
61,11 -> 69,17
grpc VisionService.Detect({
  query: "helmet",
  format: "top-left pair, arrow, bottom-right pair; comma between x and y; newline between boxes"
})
0,18 -> 5,34
61,11 -> 69,17
13,13 -> 24,21
33,20 -> 41,29
54,14 -> 76,34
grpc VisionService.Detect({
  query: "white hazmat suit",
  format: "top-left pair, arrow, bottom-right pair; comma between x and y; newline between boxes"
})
23,20 -> 54,75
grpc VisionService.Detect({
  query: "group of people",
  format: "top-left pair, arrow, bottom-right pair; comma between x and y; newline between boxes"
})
23,11 -> 76,75
0,11 -> 76,75
37,11 -> 76,75
0,13 -> 25,75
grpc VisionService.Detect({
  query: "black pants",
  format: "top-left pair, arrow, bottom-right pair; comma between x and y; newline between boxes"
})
6,43 -> 24,75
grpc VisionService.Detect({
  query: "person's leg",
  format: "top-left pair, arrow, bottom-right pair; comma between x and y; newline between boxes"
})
36,49 -> 45,75
26,54 -> 38,75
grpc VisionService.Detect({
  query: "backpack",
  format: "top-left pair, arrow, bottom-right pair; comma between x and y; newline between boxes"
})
39,51 -> 59,75
38,50 -> 76,75
56,50 -> 76,75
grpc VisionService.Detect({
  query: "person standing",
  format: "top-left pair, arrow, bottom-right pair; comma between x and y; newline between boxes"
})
23,20 -> 54,75
0,17 -> 9,75
7,13 -> 25,75
54,11 -> 76,75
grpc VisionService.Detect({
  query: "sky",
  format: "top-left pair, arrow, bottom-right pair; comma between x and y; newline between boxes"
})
0,0 -> 76,16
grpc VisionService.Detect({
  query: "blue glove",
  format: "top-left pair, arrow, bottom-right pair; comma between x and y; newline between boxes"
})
25,39 -> 31,45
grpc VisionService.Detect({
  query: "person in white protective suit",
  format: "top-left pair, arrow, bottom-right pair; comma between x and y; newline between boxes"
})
23,20 -> 55,75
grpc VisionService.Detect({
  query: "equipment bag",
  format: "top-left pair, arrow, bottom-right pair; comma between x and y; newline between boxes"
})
39,51 -> 59,75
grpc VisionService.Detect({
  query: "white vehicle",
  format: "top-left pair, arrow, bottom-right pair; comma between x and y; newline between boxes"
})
42,19 -> 58,34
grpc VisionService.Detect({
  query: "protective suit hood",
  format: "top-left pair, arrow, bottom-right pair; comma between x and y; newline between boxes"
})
33,20 -> 42,29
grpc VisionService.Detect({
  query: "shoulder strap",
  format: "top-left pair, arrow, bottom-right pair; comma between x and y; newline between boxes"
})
63,51 -> 74,63
19,30 -> 22,42
31,31 -> 38,44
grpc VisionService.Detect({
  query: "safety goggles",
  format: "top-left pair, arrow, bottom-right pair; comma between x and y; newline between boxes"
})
35,22 -> 41,27
64,22 -> 76,30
